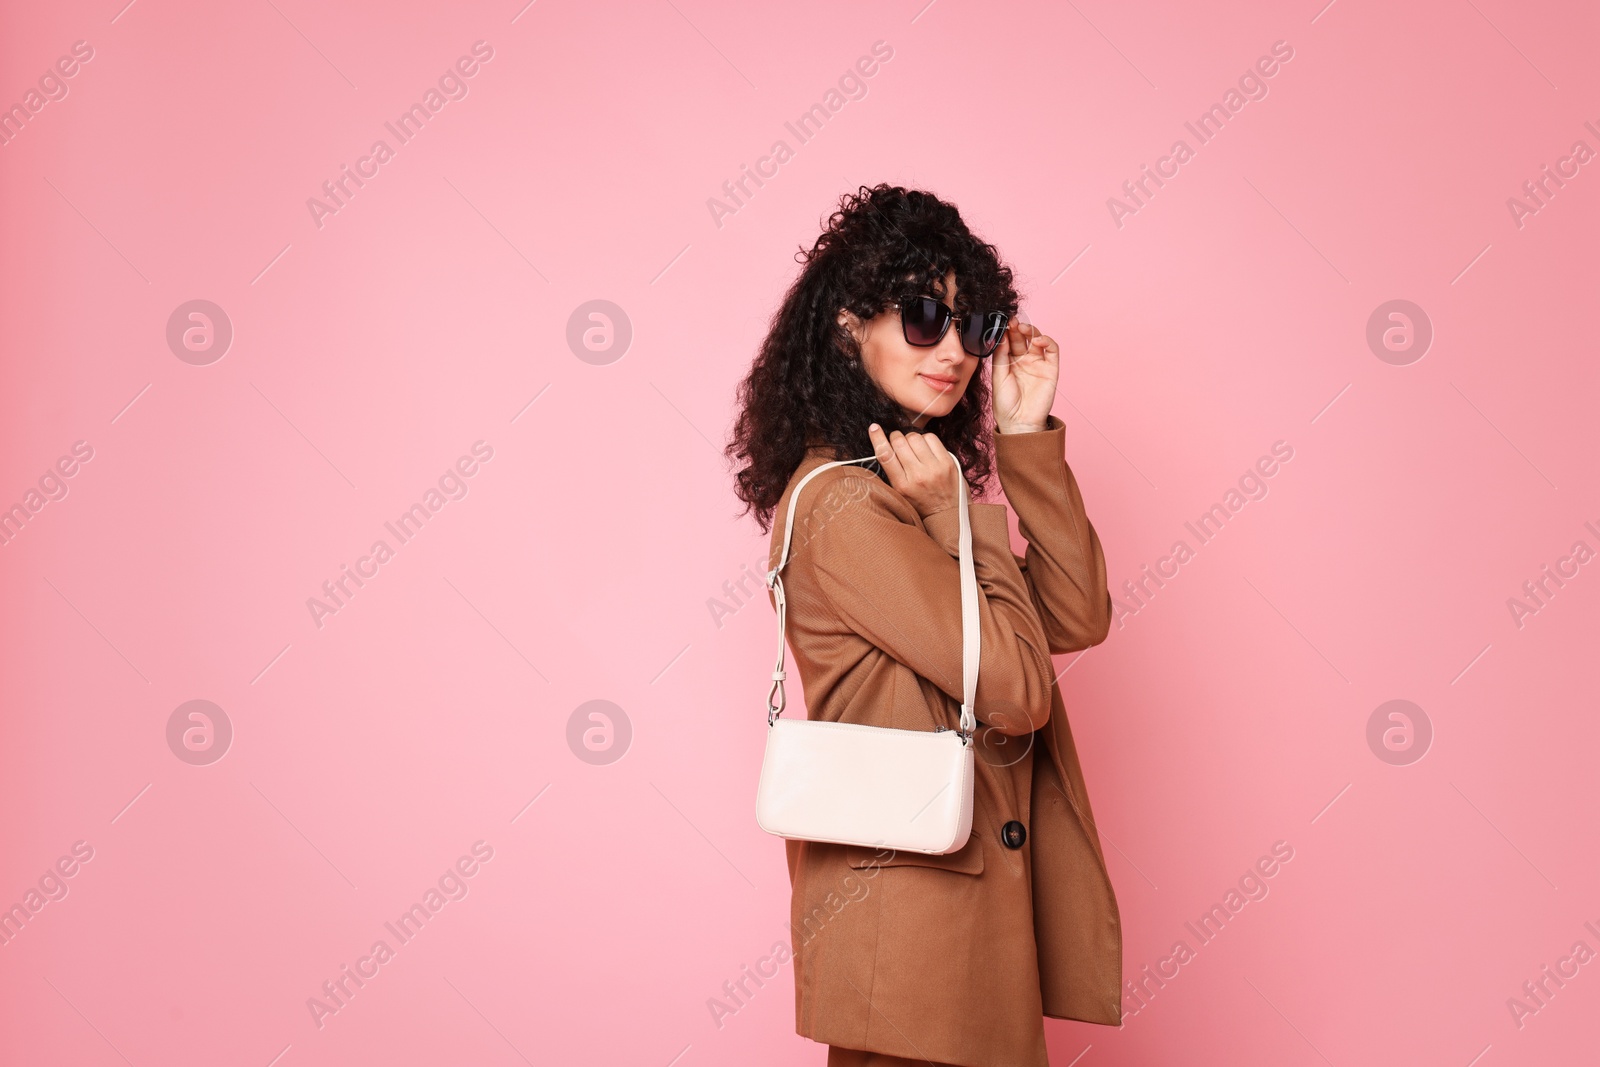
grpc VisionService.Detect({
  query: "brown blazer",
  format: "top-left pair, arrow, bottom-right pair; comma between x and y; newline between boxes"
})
766,414 -> 1121,1067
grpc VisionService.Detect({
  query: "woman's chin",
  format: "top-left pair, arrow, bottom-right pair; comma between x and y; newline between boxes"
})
898,393 -> 960,427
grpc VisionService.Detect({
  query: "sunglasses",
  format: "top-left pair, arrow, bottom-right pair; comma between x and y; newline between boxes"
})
892,296 -> 1010,359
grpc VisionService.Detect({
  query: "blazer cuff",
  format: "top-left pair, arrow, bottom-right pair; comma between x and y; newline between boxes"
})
994,413 -> 1066,462
921,501 -> 1013,560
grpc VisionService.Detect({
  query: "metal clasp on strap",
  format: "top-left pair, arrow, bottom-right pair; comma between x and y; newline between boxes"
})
766,667 -> 786,725
937,719 -> 976,747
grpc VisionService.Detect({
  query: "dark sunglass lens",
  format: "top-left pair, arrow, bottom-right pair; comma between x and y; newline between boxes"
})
963,312 -> 1009,356
901,296 -> 950,346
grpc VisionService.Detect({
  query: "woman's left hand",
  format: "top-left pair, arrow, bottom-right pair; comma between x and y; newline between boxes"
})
991,318 -> 1059,434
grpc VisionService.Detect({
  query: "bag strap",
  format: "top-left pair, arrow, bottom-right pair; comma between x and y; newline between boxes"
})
765,452 -> 979,742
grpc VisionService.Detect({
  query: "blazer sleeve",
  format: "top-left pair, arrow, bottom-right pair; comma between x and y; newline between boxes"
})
805,469 -> 1056,736
992,414 -> 1115,654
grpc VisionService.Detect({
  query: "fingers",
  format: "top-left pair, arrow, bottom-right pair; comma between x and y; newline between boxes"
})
899,430 -> 937,467
1000,318 -> 1030,364
867,423 -> 906,485
1035,330 -> 1059,361
1003,320 -> 1059,365
919,435 -> 959,497
869,423 -> 960,515
869,423 -> 946,485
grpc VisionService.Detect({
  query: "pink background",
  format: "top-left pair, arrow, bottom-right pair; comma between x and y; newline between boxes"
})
2,0 -> 1596,1064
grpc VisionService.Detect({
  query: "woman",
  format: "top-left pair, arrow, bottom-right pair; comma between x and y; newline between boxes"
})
726,185 -> 1122,1067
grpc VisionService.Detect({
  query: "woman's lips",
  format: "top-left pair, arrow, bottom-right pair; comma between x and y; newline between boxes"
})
919,373 -> 958,393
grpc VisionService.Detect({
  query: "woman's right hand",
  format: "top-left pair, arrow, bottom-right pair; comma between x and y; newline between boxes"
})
868,423 -> 965,519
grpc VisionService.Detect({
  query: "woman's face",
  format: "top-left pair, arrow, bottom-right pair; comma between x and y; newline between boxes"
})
838,271 -> 978,429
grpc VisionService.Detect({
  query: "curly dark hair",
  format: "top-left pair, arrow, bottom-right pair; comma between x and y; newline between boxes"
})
725,183 -> 1022,533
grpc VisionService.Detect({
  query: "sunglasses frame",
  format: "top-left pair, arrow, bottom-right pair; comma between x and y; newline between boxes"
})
890,296 -> 1011,359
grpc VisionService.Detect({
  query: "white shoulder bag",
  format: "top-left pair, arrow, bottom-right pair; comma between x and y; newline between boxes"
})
754,452 -> 979,856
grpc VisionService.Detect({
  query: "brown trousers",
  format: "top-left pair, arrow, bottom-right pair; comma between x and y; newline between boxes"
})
826,1046 -> 964,1067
